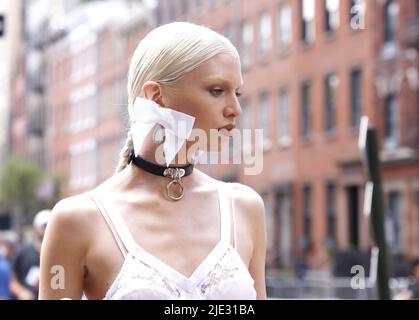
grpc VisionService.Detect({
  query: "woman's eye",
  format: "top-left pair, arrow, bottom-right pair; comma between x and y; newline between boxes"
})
210,88 -> 224,96
210,88 -> 242,98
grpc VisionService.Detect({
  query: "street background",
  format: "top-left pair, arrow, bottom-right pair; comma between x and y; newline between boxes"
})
0,0 -> 418,299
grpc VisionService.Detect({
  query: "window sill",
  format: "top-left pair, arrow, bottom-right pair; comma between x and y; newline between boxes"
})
301,135 -> 313,145
324,31 -> 338,43
258,54 -> 271,66
324,130 -> 337,142
277,48 -> 291,60
300,40 -> 315,51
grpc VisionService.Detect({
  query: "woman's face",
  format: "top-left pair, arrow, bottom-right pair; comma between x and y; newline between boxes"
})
161,53 -> 243,152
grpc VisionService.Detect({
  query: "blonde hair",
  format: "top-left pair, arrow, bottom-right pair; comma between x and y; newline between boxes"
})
115,22 -> 240,173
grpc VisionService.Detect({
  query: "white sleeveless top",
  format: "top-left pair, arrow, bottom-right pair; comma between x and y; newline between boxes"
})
88,181 -> 256,300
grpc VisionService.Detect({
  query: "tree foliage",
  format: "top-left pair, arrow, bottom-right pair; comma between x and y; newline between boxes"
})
0,156 -> 43,208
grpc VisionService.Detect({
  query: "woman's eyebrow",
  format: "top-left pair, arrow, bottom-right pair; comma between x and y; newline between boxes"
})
203,76 -> 243,88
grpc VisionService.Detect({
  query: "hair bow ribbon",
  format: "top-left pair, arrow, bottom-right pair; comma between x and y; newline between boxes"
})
131,97 -> 196,166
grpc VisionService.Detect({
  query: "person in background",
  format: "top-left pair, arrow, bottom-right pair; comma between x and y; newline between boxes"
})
10,210 -> 50,300
394,257 -> 419,300
0,233 -> 13,300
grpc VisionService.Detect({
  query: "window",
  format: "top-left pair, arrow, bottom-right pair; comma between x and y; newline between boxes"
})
301,0 -> 315,43
241,21 -> 253,69
0,15 -> 4,37
384,94 -> 399,149
70,34 -> 97,83
275,189 -> 293,268
326,182 -> 336,245
386,191 -> 403,252
156,1 -> 163,25
384,0 -> 398,43
69,139 -> 97,189
70,84 -> 97,133
223,23 -> 236,46
260,92 -> 271,148
416,191 -> 419,255
302,81 -> 312,137
277,3 -> 292,51
325,73 -> 339,132
325,0 -> 340,33
209,0 -> 217,9
278,88 -> 291,146
239,98 -> 252,130
168,0 -> 176,21
195,0 -> 204,16
259,12 -> 272,61
180,0 -> 189,16
303,184 -> 312,244
350,69 -> 362,128
239,98 -> 252,154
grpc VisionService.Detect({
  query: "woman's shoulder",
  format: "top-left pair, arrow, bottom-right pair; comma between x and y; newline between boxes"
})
48,192 -> 100,235
195,169 -> 264,209
225,182 -> 266,243
226,182 -> 264,206
220,181 -> 265,221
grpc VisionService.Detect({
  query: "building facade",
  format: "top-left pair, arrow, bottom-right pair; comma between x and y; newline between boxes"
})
42,0 -> 419,277
0,0 -> 23,167
46,0 -> 152,196
155,0 -> 419,274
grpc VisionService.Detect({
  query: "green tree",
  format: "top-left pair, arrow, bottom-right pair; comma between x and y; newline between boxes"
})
0,156 -> 43,238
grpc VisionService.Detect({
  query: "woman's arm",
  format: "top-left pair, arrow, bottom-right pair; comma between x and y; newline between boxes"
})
248,194 -> 267,299
233,183 -> 267,300
39,197 -> 90,300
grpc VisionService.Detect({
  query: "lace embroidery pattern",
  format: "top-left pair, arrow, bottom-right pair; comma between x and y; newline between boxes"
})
105,252 -> 181,299
198,246 -> 241,296
104,246 -> 253,299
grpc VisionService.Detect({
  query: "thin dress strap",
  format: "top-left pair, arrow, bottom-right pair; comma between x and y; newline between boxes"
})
88,191 -> 137,257
218,182 -> 230,245
218,182 -> 238,249
231,185 -> 238,249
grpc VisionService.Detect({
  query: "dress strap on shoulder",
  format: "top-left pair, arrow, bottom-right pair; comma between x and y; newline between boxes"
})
218,182 -> 238,249
231,184 -> 238,250
88,190 -> 136,257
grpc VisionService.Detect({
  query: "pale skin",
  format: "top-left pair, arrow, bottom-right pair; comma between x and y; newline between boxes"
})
39,53 -> 267,300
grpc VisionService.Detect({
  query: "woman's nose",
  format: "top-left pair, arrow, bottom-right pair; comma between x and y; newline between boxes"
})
224,97 -> 242,119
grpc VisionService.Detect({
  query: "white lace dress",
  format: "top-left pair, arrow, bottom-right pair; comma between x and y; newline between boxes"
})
88,181 -> 257,300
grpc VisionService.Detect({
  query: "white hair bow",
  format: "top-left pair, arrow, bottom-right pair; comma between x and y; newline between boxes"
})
131,97 -> 196,166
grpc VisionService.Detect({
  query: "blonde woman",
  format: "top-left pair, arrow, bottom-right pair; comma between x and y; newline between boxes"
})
39,22 -> 266,300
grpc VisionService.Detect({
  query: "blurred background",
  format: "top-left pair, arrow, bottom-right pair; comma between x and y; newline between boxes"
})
0,0 -> 418,299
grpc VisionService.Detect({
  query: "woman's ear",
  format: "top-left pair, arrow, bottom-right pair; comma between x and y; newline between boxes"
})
142,81 -> 165,107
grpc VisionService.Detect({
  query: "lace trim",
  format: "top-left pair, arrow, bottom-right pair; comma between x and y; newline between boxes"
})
105,246 -> 251,299
105,252 -> 181,299
199,246 -> 241,296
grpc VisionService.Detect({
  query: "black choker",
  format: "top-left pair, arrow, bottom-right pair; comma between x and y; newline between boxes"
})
129,153 -> 194,201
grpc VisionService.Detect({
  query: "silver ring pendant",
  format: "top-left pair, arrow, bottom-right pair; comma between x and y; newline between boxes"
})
164,168 -> 186,201
166,179 -> 184,201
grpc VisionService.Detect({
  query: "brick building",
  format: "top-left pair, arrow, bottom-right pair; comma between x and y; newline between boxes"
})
44,0 -> 419,276
154,0 -> 419,273
46,0 -> 152,196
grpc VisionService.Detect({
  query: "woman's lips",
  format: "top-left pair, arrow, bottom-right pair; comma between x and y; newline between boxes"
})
218,124 -> 236,136
218,123 -> 236,131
